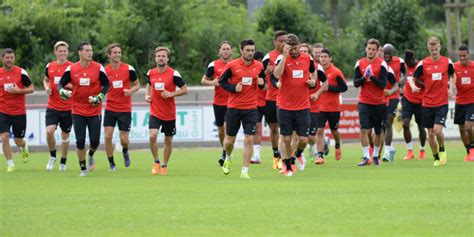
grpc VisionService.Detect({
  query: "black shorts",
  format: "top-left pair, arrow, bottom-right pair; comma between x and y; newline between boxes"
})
103,110 -> 131,132
225,108 -> 257,136
0,113 -> 26,138
401,97 -> 422,125
265,100 -> 278,124
454,103 -> 474,125
358,103 -> 386,134
257,106 -> 265,123
422,105 -> 448,128
72,114 -> 102,149
318,112 -> 341,130
149,115 -> 176,137
213,104 -> 227,127
309,112 -> 319,136
386,99 -> 399,116
278,109 -> 310,137
45,108 -> 72,133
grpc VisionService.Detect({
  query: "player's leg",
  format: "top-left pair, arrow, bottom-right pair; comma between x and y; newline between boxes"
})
72,115 -> 88,176
357,103 -> 371,166
12,114 -> 28,164
1,113 -> 15,171
118,112 -> 132,167
240,109 -> 257,178
45,109 -> 59,170
293,109 -> 309,171
160,120 -> 176,175
454,104 -> 470,161
328,112 -> 342,161
103,110 -> 116,170
465,104 -> 474,161
149,115 -> 161,175
213,104 -> 227,165
266,101 -> 281,166
222,108 -> 240,175
87,115 -> 102,171
434,105 -> 448,165
383,99 -> 399,161
315,113 -> 327,164
251,106 -> 264,164
58,111 -> 72,171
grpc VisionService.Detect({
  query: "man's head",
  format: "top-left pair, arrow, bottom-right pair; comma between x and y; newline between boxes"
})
404,50 -> 416,67
365,38 -> 380,60
383,43 -> 395,63
312,43 -> 324,63
154,46 -> 170,67
253,50 -> 264,62
274,30 -> 287,52
319,48 -> 332,67
107,43 -> 122,64
299,43 -> 312,55
219,41 -> 233,61
427,36 -> 441,58
54,41 -> 69,62
1,48 -> 15,69
240,39 -> 256,62
286,34 -> 300,58
458,44 -> 469,66
77,41 -> 93,61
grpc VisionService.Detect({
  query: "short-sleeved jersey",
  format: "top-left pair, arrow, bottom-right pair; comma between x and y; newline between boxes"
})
257,86 -> 266,107
105,63 -> 137,112
385,56 -> 405,100
317,64 -> 346,112
205,59 -> 229,106
147,66 -> 186,121
403,63 -> 424,104
355,57 -> 388,105
414,56 -> 454,107
0,66 -> 32,115
45,61 -> 73,111
263,50 -> 280,101
454,61 -> 474,105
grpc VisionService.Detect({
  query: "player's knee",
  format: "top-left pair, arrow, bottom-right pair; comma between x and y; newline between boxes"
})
13,138 -> 24,146
76,140 -> 85,150
433,126 -> 443,136
1,132 -> 10,141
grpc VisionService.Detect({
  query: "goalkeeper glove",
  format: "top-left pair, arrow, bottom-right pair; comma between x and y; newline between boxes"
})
59,88 -> 72,100
88,93 -> 104,106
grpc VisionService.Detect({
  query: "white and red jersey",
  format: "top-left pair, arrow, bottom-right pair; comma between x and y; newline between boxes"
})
263,50 -> 280,101
414,56 -> 454,107
385,56 -> 405,100
354,57 -> 388,105
317,64 -> 347,112
454,61 -> 474,105
403,63 -> 424,104
0,66 -> 32,115
45,61 -> 73,111
105,63 -> 137,112
205,59 -> 229,106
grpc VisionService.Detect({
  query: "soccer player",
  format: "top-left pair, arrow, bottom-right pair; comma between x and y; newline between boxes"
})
382,43 -> 404,162
0,48 -> 34,172
251,50 -> 266,164
44,41 -> 73,171
314,48 -> 347,164
103,43 -> 140,171
401,50 -> 427,160
409,36 -> 455,166
262,30 -> 287,169
354,38 -> 389,166
201,41 -> 233,166
453,44 -> 474,161
273,34 -> 327,176
58,41 -> 109,176
146,46 -> 188,176
219,39 -> 266,179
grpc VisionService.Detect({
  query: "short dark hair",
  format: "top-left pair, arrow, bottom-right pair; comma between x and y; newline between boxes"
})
240,39 -> 255,50
366,38 -> 380,48
78,41 -> 92,51
1,48 -> 14,58
321,48 -> 332,57
286,34 -> 300,46
458,44 -> 469,53
253,50 -> 264,61
274,30 -> 287,40
107,43 -> 121,55
404,50 -> 415,61
219,41 -> 233,49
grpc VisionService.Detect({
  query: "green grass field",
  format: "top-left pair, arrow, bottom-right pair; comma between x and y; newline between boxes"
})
0,142 -> 472,236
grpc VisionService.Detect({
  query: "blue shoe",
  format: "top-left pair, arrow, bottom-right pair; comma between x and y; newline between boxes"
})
389,150 -> 396,162
109,164 -> 116,172
123,152 -> 131,167
357,157 -> 370,166
373,156 -> 380,165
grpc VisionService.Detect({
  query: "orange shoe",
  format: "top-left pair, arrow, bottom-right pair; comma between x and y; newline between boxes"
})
404,150 -> 414,160
418,150 -> 425,160
470,148 -> 474,161
160,166 -> 168,175
151,162 -> 160,175
314,157 -> 325,165
272,158 -> 279,170
335,149 -> 342,161
464,154 -> 471,162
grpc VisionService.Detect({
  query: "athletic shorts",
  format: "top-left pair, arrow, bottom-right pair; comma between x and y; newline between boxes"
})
317,112 -> 341,130
309,112 -> 319,136
401,97 -> 422,125
213,104 -> 227,127
257,106 -> 265,123
0,112 -> 26,138
45,108 -> 73,133
386,98 -> 399,116
454,103 -> 474,125
358,102 -> 386,134
149,115 -> 176,137
225,108 -> 257,136
422,105 -> 448,128
278,109 -> 310,137
103,110 -> 132,132
265,100 -> 278,124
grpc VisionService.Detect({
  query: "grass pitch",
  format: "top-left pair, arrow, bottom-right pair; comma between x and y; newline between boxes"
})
0,142 -> 472,236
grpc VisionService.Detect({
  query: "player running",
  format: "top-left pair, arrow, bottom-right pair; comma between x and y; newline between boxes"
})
251,50 -> 266,164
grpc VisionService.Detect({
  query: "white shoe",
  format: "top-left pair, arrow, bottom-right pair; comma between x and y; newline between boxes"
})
59,164 -> 67,171
296,154 -> 306,171
80,170 -> 88,177
250,157 -> 261,164
46,157 -> 57,171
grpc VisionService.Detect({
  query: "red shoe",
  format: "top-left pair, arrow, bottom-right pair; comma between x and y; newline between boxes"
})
464,154 -> 471,162
314,157 -> 325,165
404,150 -> 414,160
279,161 -> 287,174
470,148 -> 474,161
160,166 -> 168,176
335,149 -> 342,161
151,162 -> 160,175
418,150 -> 426,160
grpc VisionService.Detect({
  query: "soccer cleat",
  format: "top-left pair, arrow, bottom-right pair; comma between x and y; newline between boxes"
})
277,158 -> 283,170
388,150 -> 396,162
357,157 -> 371,166
123,152 -> 131,167
250,157 -> 261,164
439,151 -> 447,166
285,169 -> 293,177
80,170 -> 88,176
160,166 -> 168,176
109,164 -> 116,172
382,154 -> 390,163
218,157 -> 225,167
464,154 -> 471,162
403,150 -> 414,160
314,157 -> 325,165
240,171 -> 251,179
469,148 -> 474,161
88,151 -> 95,172
6,164 -> 15,172
418,150 -> 426,160
222,158 -> 231,175
151,162 -> 160,175
21,143 -> 29,163
296,155 -> 306,171
59,164 -> 67,171
279,162 -> 287,174
272,158 -> 279,170
433,160 -> 440,167
335,149 -> 342,161
373,156 -> 380,165
46,157 -> 57,171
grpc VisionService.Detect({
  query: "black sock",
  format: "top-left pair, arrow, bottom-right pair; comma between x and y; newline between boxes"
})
50,149 -> 56,158
290,156 -> 296,164
465,144 -> 470,154
285,159 -> 292,170
161,163 -> 167,168
88,149 -> 95,156
295,148 -> 303,158
122,148 -> 128,154
221,149 -> 226,158
272,147 -> 280,158
370,143 -> 374,148
335,143 -> 340,149
317,152 -> 324,158
154,159 -> 160,164
108,156 -> 115,165
79,160 -> 86,170
434,154 -> 440,161
439,146 -> 445,152
60,157 -> 67,164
